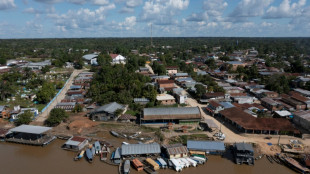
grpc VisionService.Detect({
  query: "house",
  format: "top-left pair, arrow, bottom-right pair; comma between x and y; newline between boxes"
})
61,95 -> 85,103
227,61 -> 246,71
293,110 -> 310,130
205,100 -> 224,116
158,80 -> 175,91
187,140 -> 225,155
54,102 -> 76,111
280,94 -> 306,110
0,105 -> 9,118
202,92 -> 226,100
61,136 -> 89,151
66,90 -> 85,96
261,97 -> 282,111
294,88 -> 310,97
289,91 -> 310,109
82,54 -> 98,65
142,107 -> 201,124
151,75 -> 170,82
110,54 -> 126,64
234,143 -> 254,165
90,102 -> 126,121
166,66 -> 178,75
223,86 -> 245,94
21,60 -> 51,70
231,96 -> 256,104
172,88 -> 187,104
133,98 -> 150,105
121,143 -> 161,157
173,73 -> 189,80
156,94 -> 176,105
274,110 -> 293,119
162,144 -> 189,159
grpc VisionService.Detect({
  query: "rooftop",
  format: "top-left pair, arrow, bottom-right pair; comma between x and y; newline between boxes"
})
143,107 -> 201,120
156,94 -> 175,101
235,143 -> 254,152
91,102 -> 125,114
121,143 -> 161,156
187,140 -> 225,151
9,125 -> 52,134
82,54 -> 98,60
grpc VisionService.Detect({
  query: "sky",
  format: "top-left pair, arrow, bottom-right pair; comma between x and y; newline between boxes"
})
0,0 -> 310,38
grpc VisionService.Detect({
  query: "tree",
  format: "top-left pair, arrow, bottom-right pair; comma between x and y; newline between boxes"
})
14,110 -> 33,126
36,82 -> 56,104
72,104 -> 83,113
41,65 -> 51,74
195,84 -> 206,99
74,58 -> 84,69
0,81 -> 14,101
114,109 -> 123,117
45,108 -> 68,126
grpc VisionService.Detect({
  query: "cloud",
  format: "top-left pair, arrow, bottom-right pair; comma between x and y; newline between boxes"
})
140,0 -> 189,25
49,4 -> 115,30
0,0 -> 16,10
203,0 -> 228,17
186,13 -> 208,22
34,0 -> 62,3
23,7 -> 44,14
119,16 -> 136,30
264,0 -> 306,18
126,0 -> 143,8
92,0 -> 109,6
118,0 -> 143,13
230,0 -> 273,18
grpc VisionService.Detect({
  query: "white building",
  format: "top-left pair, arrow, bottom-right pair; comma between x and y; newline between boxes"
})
110,54 -> 126,64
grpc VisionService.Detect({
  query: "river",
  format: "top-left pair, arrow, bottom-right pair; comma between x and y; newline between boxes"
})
0,140 -> 297,174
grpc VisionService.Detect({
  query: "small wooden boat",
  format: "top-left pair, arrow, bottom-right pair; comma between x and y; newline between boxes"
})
279,155 -> 310,174
266,155 -> 273,164
74,150 -> 85,161
100,146 -> 108,161
91,146 -> 96,156
86,148 -> 93,163
94,141 -> 101,155
110,131 -> 119,137
123,160 -> 131,174
132,158 -> 143,171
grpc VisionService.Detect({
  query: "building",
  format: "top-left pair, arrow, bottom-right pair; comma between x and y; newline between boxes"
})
158,80 -> 175,91
156,94 -> 176,105
173,73 -> 189,80
172,88 -> 188,104
110,54 -> 126,64
294,88 -> 310,97
162,144 -> 189,159
0,105 -> 9,118
166,66 -> 178,75
274,110 -> 293,119
117,114 -> 136,122
289,91 -> 310,109
187,140 -> 225,155
234,143 -> 254,165
142,107 -> 201,124
133,98 -> 150,105
62,136 -> 89,151
261,97 -> 282,111
54,102 -> 76,111
293,110 -> 310,130
232,96 -> 257,104
227,61 -> 246,71
21,60 -> 51,70
121,143 -> 161,157
219,107 -> 298,135
6,125 -> 55,146
223,86 -> 244,94
90,102 -> 126,121
281,94 -> 306,110
82,54 -> 98,65
205,100 -> 224,116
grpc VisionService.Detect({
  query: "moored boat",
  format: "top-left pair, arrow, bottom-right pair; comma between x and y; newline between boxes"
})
74,150 -> 85,161
279,155 -> 310,174
86,148 -> 93,163
94,141 -> 101,155
100,146 -> 108,161
132,158 -> 143,171
123,160 -> 131,174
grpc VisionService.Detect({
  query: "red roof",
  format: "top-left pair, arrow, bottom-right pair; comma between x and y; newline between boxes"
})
233,103 -> 266,110
219,107 -> 297,132
110,54 -> 118,59
158,80 -> 174,84
230,93 -> 247,97
209,100 -> 222,108
71,136 -> 87,142
289,91 -> 310,103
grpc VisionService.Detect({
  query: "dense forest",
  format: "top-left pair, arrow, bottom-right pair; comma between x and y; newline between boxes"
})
1,37 -> 310,66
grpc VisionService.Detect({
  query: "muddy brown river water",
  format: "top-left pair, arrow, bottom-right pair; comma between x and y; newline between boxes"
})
0,140 -> 297,174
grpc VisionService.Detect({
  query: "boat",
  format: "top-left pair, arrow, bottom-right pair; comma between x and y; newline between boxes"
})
100,146 -> 108,161
113,147 -> 122,164
185,158 -> 197,167
279,155 -> 310,174
180,158 -> 190,168
74,150 -> 85,161
157,158 -> 167,169
122,142 -> 129,145
123,160 -> 131,174
169,159 -> 182,172
110,131 -> 120,137
132,158 -> 143,171
145,158 -> 160,171
94,141 -> 101,155
91,146 -> 96,156
85,148 -> 93,163
266,155 -> 273,164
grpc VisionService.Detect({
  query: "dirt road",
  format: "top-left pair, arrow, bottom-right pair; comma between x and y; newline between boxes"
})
145,64 -> 154,74
35,69 -> 84,123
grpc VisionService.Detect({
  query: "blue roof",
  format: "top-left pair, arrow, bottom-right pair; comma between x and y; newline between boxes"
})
187,140 -> 225,151
70,85 -> 82,89
219,102 -> 235,109
228,61 -> 244,65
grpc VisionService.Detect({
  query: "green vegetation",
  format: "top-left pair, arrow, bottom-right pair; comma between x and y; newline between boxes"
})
169,134 -> 209,144
36,82 -> 57,104
72,104 -> 83,113
14,110 -> 33,126
45,108 -> 68,127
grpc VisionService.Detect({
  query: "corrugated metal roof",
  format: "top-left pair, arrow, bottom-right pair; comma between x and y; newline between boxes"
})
83,54 -> 98,60
144,107 -> 200,116
134,98 -> 150,102
114,147 -> 121,158
121,143 -> 161,156
0,105 -> 5,111
165,144 -> 188,155
235,143 -> 254,152
187,140 -> 225,151
9,125 -> 52,134
92,102 -> 125,114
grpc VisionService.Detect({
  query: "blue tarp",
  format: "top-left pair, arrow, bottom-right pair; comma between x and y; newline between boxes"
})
267,142 -> 272,146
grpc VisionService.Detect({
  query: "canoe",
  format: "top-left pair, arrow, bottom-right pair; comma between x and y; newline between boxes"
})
123,160 -> 131,174
132,158 -> 143,171
86,148 -> 93,163
94,141 -> 101,155
74,150 -> 85,161
91,146 -> 96,156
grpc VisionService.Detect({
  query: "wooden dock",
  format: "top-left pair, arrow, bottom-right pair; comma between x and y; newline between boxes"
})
5,136 -> 56,146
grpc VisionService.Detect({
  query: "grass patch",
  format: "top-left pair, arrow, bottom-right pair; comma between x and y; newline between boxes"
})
101,122 -> 124,129
36,104 -> 46,112
125,110 -> 139,116
139,125 -> 160,133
